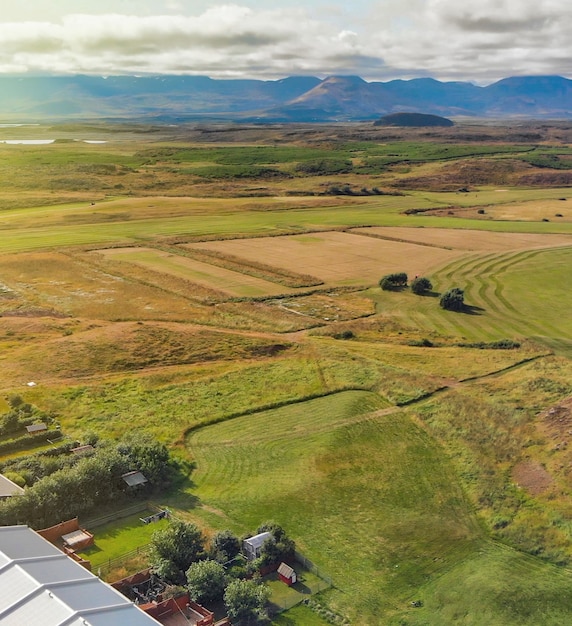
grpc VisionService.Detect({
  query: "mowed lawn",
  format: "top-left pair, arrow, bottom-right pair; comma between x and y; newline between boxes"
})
77,512 -> 170,568
187,391 -> 481,623
367,245 -> 572,350
186,389 -> 572,624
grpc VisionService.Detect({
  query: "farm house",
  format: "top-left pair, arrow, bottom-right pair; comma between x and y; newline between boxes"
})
277,562 -> 297,586
243,531 -> 272,560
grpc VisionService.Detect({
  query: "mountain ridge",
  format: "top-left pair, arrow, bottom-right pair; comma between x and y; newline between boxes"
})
1,74 -> 572,121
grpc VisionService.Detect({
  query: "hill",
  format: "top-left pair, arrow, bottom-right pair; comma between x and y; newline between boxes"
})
3,74 -> 572,121
374,112 -> 454,127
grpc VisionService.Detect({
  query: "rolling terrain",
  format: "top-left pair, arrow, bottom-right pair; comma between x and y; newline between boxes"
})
1,121 -> 572,624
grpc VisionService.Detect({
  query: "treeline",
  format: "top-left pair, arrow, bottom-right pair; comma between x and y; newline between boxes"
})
0,394 -> 60,456
0,432 -> 179,529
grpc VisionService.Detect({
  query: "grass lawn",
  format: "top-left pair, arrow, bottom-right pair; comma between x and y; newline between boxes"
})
270,603 -> 331,626
187,394 -> 482,623
77,512 -> 169,568
388,542 -> 572,626
265,569 -> 328,613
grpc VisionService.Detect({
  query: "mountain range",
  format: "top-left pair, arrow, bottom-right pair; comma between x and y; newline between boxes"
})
2,74 -> 572,121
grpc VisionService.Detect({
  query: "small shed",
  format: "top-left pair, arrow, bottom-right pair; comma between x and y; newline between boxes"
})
277,562 -> 297,586
26,422 -> 47,435
122,470 -> 148,487
71,444 -> 95,456
243,531 -> 272,561
0,473 -> 25,499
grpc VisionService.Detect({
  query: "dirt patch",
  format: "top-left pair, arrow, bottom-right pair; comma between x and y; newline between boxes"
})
539,396 -> 572,443
512,460 -> 553,495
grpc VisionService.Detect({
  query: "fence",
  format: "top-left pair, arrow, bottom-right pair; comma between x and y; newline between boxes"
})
82,501 -> 150,529
96,543 -> 153,579
294,550 -> 333,587
86,502 -> 177,580
268,551 -> 333,615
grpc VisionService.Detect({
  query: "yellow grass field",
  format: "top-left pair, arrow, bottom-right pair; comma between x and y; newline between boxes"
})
352,226 -> 572,252
433,198 -> 572,223
0,251 -> 207,321
100,247 -> 299,297
185,231 -> 463,287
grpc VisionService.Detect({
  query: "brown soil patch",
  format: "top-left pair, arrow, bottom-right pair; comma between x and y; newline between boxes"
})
539,396 -> 572,442
512,460 -> 553,495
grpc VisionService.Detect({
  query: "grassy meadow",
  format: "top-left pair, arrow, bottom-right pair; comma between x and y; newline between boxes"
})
2,122 -> 572,624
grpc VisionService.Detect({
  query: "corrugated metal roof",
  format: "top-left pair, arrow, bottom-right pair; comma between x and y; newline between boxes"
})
26,423 -> 47,433
121,471 -> 148,487
0,526 -> 161,626
277,562 -> 295,578
244,531 -> 272,549
0,474 -> 25,497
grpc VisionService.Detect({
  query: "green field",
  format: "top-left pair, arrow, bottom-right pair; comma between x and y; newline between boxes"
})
2,123 -> 572,624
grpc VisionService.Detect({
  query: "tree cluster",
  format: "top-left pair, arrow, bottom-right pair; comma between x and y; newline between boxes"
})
410,276 -> 433,295
379,272 -> 408,291
439,287 -> 465,311
151,522 -> 274,625
0,433 -> 177,528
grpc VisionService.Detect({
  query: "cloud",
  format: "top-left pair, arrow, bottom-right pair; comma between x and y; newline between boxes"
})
369,0 -> 572,81
0,2 -> 571,81
0,5 -> 375,78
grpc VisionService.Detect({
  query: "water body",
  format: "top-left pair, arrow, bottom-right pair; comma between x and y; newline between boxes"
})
0,139 -> 54,144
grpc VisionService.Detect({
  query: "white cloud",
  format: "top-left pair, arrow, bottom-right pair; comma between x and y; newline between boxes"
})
0,1 -> 571,81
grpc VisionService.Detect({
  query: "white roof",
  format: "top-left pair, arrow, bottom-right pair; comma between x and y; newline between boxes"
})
277,562 -> 295,578
244,531 -> 272,549
0,474 -> 25,497
0,526 -> 160,626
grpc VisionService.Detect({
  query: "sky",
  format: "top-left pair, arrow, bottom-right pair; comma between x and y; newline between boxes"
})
1,0 -> 570,84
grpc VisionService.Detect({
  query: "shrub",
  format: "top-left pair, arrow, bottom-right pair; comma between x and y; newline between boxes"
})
379,272 -> 408,291
410,276 -> 432,295
439,287 -> 465,311
295,159 -> 352,175
334,330 -> 354,340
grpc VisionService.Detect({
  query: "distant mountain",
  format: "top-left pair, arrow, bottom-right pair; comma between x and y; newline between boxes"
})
1,74 -> 572,121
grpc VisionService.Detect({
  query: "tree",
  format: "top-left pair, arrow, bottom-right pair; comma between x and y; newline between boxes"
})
150,520 -> 206,584
224,579 -> 270,625
379,272 -> 408,291
439,287 -> 465,311
186,559 -> 227,605
410,276 -> 433,295
211,529 -> 241,563
256,522 -> 295,566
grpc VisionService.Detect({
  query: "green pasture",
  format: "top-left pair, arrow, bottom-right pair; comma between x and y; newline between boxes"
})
3,185 -> 572,253
186,392 -> 481,620
48,351 -> 391,442
271,603 -> 331,626
367,245 -> 572,351
388,542 -> 572,626
4,129 -> 572,624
